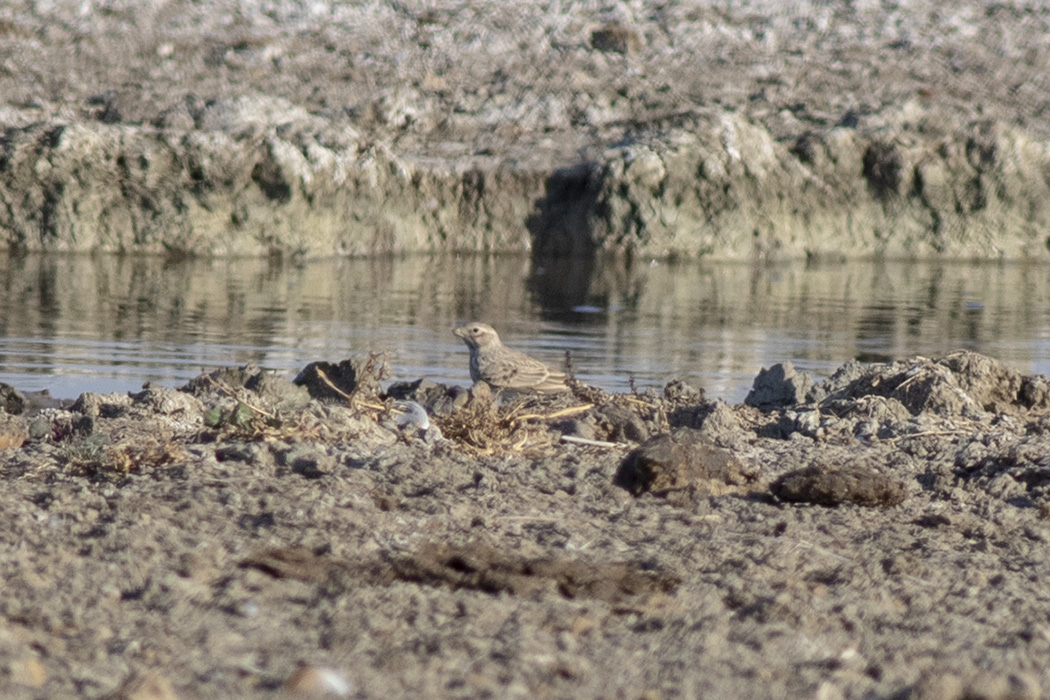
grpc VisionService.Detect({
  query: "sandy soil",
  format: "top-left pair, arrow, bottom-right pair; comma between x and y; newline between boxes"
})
2,351 -> 1050,699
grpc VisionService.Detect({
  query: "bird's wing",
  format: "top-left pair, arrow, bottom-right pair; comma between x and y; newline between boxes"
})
481,349 -> 555,388
532,372 -> 570,392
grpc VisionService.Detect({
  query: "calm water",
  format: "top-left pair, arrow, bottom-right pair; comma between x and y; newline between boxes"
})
1,252 -> 1049,403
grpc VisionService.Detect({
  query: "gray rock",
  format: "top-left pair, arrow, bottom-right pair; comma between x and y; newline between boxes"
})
745,362 -> 814,410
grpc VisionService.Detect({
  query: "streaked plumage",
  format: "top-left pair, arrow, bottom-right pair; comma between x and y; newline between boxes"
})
452,322 -> 569,393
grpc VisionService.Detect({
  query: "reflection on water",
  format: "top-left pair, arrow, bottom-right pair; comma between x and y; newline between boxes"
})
1,251 -> 1049,402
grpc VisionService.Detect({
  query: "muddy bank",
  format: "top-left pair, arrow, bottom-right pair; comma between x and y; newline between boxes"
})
0,1 -> 1049,259
1,350 -> 1050,698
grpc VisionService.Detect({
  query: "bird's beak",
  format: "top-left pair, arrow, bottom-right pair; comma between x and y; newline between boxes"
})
452,327 -> 467,339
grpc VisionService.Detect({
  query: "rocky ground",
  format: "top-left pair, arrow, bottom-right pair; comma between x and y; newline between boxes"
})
1,0 -> 1050,258
1,350 -> 1050,699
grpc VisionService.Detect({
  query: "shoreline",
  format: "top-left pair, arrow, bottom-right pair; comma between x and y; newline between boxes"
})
0,2 -> 1048,260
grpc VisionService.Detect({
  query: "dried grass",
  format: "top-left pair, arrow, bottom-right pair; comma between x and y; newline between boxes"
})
62,436 -> 188,477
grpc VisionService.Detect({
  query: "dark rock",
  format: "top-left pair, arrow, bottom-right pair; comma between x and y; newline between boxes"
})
295,359 -> 368,401
590,21 -> 641,54
771,463 -> 907,507
0,383 -> 25,415
615,428 -> 754,498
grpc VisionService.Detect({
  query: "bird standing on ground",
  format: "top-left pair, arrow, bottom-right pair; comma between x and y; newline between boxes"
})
452,322 -> 570,393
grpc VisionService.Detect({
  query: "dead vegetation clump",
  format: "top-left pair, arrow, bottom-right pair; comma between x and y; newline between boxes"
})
434,391 -> 594,455
433,378 -> 678,454
60,435 -> 188,478
195,354 -> 393,444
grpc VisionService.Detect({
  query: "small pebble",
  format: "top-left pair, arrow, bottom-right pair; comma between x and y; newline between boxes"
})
282,665 -> 353,697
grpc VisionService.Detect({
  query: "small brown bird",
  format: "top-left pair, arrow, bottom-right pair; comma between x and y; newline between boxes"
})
453,322 -> 570,393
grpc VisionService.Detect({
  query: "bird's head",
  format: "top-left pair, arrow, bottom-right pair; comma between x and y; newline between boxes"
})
453,322 -> 500,349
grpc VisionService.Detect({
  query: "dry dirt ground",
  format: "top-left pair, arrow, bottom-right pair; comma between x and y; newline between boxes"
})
2,351 -> 1050,699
